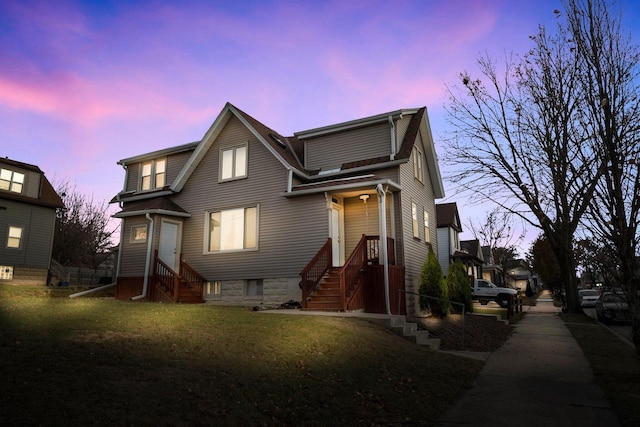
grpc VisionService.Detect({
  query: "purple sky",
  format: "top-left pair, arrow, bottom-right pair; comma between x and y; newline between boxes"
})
2,0 -> 639,251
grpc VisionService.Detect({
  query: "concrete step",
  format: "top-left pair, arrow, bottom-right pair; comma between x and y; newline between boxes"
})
384,315 -> 440,350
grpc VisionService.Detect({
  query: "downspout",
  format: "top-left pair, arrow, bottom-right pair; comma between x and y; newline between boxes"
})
389,115 -> 397,161
376,184 -> 391,314
131,213 -> 154,301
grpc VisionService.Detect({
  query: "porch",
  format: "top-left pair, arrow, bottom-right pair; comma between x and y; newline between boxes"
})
300,235 -> 406,315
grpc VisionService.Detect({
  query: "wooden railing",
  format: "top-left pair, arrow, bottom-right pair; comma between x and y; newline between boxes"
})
299,238 -> 332,308
179,256 -> 206,299
341,234 -> 368,310
153,251 -> 180,300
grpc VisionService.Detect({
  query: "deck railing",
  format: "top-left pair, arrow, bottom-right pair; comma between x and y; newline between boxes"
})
341,234 -> 368,310
299,238 -> 332,308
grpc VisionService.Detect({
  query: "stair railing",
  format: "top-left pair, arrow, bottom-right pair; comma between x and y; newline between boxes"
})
299,238 -> 332,308
179,256 -> 206,300
340,234 -> 368,311
153,250 -> 180,300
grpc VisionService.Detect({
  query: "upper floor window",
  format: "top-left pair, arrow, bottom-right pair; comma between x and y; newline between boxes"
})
207,206 -> 257,252
7,226 -> 23,249
412,146 -> 423,183
423,210 -> 430,243
0,169 -> 25,193
220,145 -> 247,181
141,158 -> 166,191
412,202 -> 419,239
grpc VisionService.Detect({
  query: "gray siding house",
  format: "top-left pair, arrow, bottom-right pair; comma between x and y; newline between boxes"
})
111,103 -> 444,315
0,158 -> 64,285
436,202 -> 462,276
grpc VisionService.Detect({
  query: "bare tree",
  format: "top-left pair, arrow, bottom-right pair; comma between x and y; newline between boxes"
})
564,0 -> 640,351
52,180 -> 116,269
443,2 -> 620,313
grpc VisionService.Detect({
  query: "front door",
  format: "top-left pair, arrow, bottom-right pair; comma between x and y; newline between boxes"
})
330,203 -> 345,267
159,219 -> 181,271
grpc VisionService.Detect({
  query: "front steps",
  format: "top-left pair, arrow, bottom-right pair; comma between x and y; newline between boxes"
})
385,315 -> 441,350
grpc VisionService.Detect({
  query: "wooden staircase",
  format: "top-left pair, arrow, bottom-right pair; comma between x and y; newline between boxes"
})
152,251 -> 205,304
304,267 -> 343,311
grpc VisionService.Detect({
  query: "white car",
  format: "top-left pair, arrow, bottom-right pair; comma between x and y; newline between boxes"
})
579,289 -> 600,307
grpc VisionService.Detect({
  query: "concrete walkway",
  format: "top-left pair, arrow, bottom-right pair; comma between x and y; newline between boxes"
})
438,291 -> 621,427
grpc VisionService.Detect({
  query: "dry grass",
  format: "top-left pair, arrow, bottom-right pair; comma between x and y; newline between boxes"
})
0,285 -> 483,426
560,312 -> 640,427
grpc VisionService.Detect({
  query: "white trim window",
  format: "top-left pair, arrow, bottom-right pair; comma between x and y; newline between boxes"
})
412,202 -> 419,239
423,210 -> 430,243
220,145 -> 248,181
130,225 -> 148,243
140,158 -> 166,191
0,169 -> 25,193
412,146 -> 423,183
207,206 -> 257,252
205,281 -> 222,299
7,226 -> 23,249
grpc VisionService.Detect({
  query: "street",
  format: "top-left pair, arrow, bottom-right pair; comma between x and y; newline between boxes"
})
582,307 -> 633,344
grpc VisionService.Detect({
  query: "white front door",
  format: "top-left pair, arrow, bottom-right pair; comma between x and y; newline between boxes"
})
330,204 -> 345,267
159,220 -> 180,271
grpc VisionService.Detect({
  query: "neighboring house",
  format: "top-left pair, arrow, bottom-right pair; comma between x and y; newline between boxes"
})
505,260 -> 534,293
0,157 -> 64,285
111,103 -> 444,315
481,245 -> 504,286
435,202 -> 462,276
456,239 -> 485,281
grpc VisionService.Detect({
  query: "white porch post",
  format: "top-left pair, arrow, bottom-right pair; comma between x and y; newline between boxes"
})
376,184 -> 391,315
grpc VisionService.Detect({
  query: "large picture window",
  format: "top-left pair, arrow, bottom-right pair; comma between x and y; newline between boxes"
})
220,145 -> 247,181
207,206 -> 257,252
140,158 -> 166,191
0,169 -> 25,193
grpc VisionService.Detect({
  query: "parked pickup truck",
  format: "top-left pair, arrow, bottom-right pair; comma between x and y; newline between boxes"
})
471,279 -> 518,308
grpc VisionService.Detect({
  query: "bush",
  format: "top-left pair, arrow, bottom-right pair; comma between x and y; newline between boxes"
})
419,249 -> 450,317
446,261 -> 473,313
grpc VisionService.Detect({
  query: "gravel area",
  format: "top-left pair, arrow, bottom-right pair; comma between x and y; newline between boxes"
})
415,313 -> 515,352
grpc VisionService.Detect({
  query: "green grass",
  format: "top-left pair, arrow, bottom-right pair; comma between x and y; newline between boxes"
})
560,313 -> 640,427
0,285 -> 483,426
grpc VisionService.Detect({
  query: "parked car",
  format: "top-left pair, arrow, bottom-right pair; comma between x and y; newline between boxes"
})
578,289 -> 600,307
595,292 -> 631,324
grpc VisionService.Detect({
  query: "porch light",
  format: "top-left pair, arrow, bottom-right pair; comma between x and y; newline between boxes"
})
359,194 -> 370,203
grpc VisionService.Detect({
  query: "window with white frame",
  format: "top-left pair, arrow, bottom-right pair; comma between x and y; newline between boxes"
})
7,226 -> 23,249
130,224 -> 148,243
412,146 -> 423,182
412,202 -> 419,239
220,145 -> 248,181
205,281 -> 221,297
423,209 -> 430,243
140,158 -> 166,191
0,169 -> 25,193
245,279 -> 263,296
207,206 -> 257,252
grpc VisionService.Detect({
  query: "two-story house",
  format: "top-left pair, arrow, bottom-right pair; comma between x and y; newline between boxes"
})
0,157 -> 64,285
111,103 -> 444,315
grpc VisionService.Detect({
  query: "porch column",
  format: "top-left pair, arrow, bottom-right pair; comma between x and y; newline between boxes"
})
376,184 -> 391,314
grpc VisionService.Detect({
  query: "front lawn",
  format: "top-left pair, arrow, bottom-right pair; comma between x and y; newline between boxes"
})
0,285 -> 483,426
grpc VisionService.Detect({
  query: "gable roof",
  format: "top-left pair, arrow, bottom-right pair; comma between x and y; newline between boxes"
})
436,202 -> 462,232
0,157 -> 64,209
114,103 -> 445,201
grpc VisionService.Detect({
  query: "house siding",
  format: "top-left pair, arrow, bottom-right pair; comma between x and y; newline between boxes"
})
305,122 -> 390,170
397,124 -> 437,316
437,227 -> 451,275
0,199 -> 56,269
117,215 -> 154,277
174,116 -> 328,283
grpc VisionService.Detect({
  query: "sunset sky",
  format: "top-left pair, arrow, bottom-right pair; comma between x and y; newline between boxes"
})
2,0 -> 640,249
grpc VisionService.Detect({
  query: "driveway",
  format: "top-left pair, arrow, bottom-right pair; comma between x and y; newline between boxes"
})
583,307 -> 633,343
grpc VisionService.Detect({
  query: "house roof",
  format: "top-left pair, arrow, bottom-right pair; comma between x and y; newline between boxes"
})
436,202 -> 462,232
112,197 -> 190,218
0,157 -> 64,209
113,103 -> 445,201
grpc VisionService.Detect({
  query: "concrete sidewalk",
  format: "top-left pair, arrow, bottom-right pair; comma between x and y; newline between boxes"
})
438,291 -> 621,427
